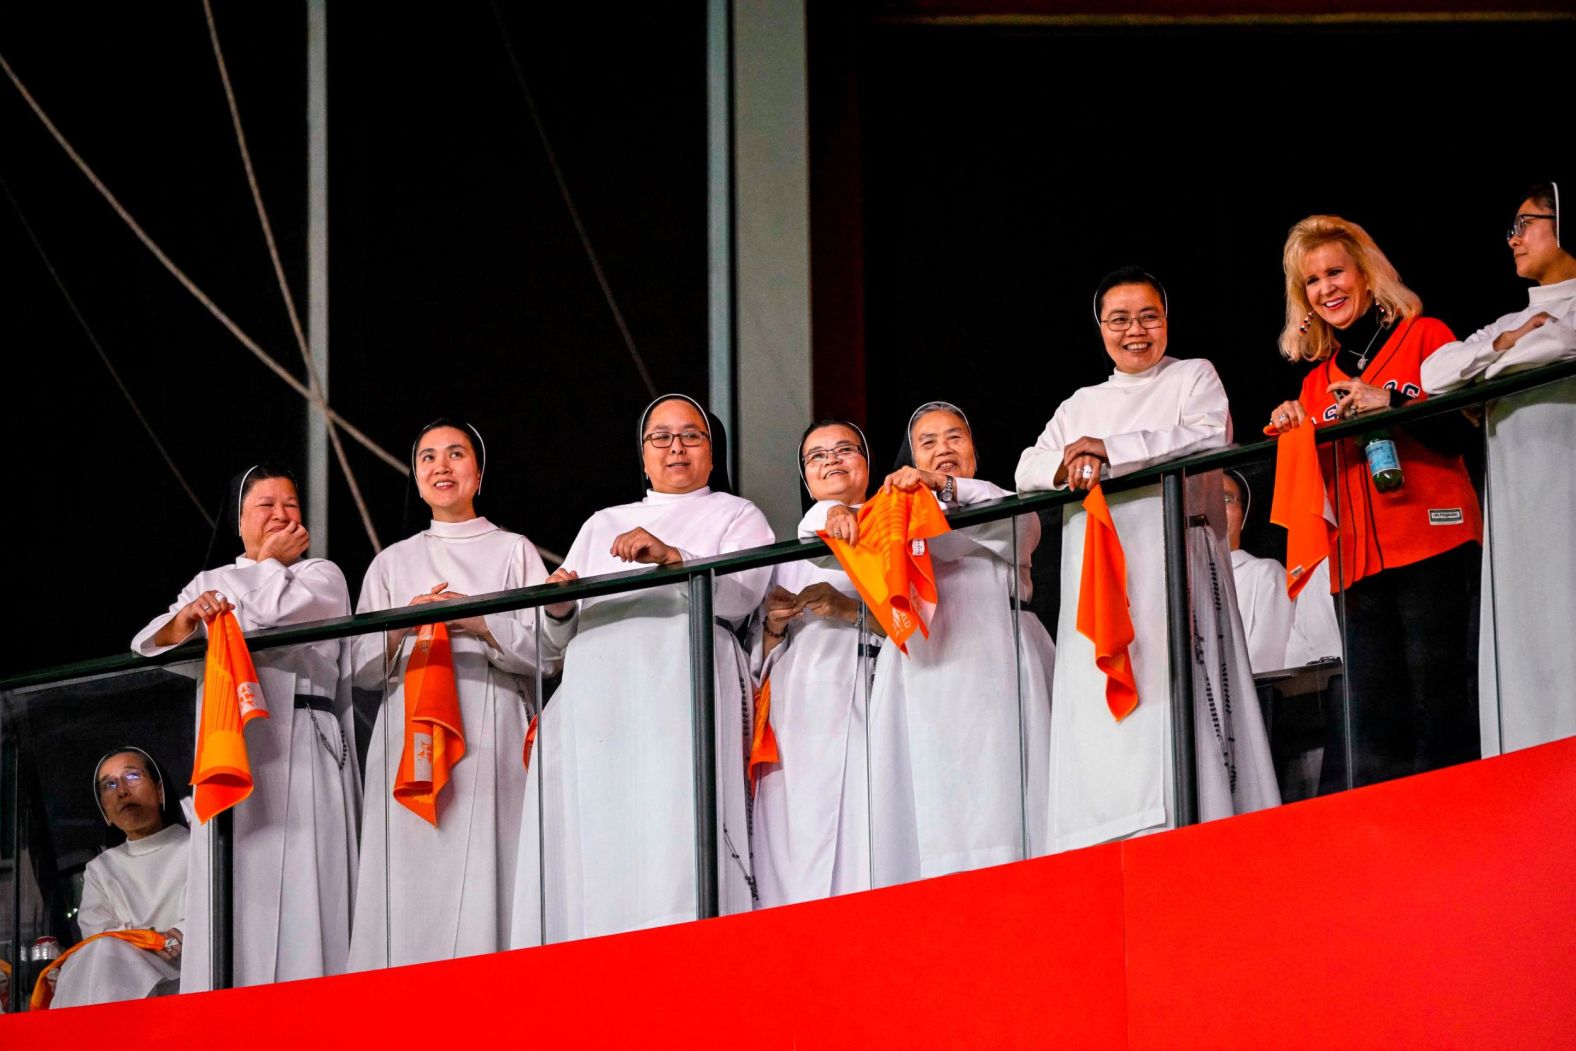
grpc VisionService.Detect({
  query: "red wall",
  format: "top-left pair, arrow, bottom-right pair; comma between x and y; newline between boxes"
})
8,738 -> 1574,1049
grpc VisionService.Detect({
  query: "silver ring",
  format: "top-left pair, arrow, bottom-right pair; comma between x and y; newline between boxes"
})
1082,465 -> 1093,477
1277,414 -> 1288,424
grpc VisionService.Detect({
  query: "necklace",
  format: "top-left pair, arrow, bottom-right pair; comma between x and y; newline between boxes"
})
1353,312 -> 1388,372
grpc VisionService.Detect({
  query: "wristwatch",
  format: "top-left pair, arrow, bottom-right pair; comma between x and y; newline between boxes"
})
940,474 -> 956,503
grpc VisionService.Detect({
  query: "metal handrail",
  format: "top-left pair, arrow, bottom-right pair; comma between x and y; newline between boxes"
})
6,355 -> 1568,693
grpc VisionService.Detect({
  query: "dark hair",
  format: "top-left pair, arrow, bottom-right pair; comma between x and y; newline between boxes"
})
411,418 -> 486,478
1521,182 -> 1558,214
1093,266 -> 1169,321
799,418 -> 867,460
239,463 -> 299,507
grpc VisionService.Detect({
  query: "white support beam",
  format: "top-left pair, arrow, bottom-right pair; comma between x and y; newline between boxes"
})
306,0 -> 330,554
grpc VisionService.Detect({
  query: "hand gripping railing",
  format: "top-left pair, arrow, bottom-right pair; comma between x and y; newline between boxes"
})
3,357 -> 1570,990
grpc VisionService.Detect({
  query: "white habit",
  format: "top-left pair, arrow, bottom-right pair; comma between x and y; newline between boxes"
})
862,478 -> 1055,885
1421,277 -> 1576,754
1229,548 -> 1295,674
1285,561 -> 1343,668
348,517 -> 551,968
131,557 -> 358,991
1016,356 -> 1280,853
749,503 -> 877,908
511,487 -> 773,945
51,824 -> 188,1008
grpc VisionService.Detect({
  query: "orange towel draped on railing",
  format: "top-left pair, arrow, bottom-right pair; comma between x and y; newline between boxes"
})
1267,424 -> 1335,601
29,929 -> 166,1011
192,610 -> 268,824
393,622 -> 465,826
819,486 -> 952,654
1076,484 -> 1139,722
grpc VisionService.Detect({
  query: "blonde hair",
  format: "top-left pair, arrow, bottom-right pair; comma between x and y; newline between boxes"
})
1278,214 -> 1422,363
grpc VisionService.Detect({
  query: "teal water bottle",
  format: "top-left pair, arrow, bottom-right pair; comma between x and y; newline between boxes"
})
1358,430 -> 1403,492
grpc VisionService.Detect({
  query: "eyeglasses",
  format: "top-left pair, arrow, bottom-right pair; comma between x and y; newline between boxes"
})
98,769 -> 148,796
1100,310 -> 1166,331
802,443 -> 865,468
1507,213 -> 1556,241
643,430 -> 709,449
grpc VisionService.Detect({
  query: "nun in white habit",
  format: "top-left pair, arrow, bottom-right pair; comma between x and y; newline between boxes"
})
751,420 -> 879,908
1421,181 -> 1576,754
858,401 -> 1055,886
348,420 -> 553,969
511,395 -> 774,945
130,465 -> 358,991
1016,268 -> 1278,854
48,748 -> 187,1008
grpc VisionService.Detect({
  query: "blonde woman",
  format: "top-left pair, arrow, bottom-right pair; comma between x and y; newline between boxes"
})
1266,215 -> 1482,790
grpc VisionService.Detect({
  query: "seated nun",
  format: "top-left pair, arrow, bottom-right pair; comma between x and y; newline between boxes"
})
48,748 -> 188,1008
854,401 -> 1055,885
512,394 -> 774,945
1223,470 -> 1295,674
751,419 -> 881,907
1016,266 -> 1279,853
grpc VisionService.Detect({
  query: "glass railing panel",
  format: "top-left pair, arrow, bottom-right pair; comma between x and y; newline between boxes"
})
0,661 -> 201,1012
1226,444 -> 1343,805
747,546 -> 875,910
524,567 -> 743,945
1477,371 -> 1576,759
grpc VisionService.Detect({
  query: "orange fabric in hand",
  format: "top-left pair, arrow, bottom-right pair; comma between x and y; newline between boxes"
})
748,679 -> 780,791
1268,424 -> 1335,601
1075,485 -> 1139,722
30,929 -> 166,1011
394,622 -> 465,826
819,487 -> 952,654
192,610 -> 269,824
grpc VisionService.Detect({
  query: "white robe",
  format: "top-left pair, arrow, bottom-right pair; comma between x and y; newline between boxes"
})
348,517 -> 551,969
1229,548 -> 1295,675
51,824 -> 188,1008
748,503 -> 877,908
1421,277 -> 1576,754
511,487 -> 774,945
863,477 -> 1055,885
131,557 -> 358,991
1016,356 -> 1280,853
1286,562 -> 1343,668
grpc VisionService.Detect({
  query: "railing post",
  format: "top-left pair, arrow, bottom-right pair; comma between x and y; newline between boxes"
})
210,809 -> 234,989
3,731 -> 21,995
1162,471 -> 1199,827
688,571 -> 719,919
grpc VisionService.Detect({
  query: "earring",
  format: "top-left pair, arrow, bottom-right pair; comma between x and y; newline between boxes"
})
1298,309 -> 1316,334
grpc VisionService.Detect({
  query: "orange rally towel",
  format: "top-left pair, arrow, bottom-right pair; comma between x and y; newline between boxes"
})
522,713 -> 539,773
192,610 -> 268,824
30,929 -> 166,1011
394,622 -> 465,825
1268,424 -> 1335,601
748,679 -> 780,791
820,486 -> 952,654
1076,485 -> 1139,722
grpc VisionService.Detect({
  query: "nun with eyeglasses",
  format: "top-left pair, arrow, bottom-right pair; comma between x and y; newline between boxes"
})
851,400 -> 1054,887
1016,266 -> 1279,855
750,419 -> 881,908
348,419 -> 554,970
131,464 -> 357,990
511,394 -> 775,945
1422,181 -> 1576,755
45,747 -> 188,1008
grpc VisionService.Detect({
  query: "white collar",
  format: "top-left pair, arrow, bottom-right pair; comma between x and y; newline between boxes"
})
122,823 -> 186,857
1108,355 -> 1172,386
424,516 -> 498,539
644,486 -> 713,504
1529,277 -> 1576,307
